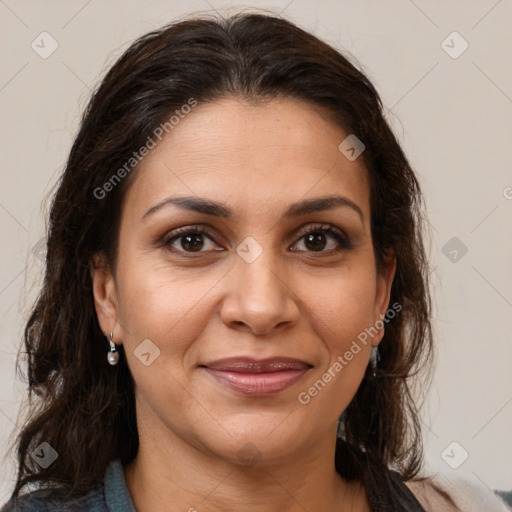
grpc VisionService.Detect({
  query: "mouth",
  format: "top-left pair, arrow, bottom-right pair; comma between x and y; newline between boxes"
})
200,357 -> 313,397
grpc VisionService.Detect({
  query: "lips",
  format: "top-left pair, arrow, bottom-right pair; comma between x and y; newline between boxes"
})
203,357 -> 311,372
200,357 -> 312,397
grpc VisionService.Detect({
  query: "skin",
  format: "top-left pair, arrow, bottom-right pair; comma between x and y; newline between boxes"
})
91,96 -> 396,512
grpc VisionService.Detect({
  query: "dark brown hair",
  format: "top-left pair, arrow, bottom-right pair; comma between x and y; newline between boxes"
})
8,11 -> 436,507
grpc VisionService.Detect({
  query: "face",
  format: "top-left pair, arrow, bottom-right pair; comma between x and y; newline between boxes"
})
92,96 -> 395,466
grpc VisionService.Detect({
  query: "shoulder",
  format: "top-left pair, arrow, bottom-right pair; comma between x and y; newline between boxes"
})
0,487 -> 107,512
405,471 -> 511,512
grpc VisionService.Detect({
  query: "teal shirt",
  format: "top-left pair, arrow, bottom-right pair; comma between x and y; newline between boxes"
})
1,460 -> 136,512
3,459 -> 510,511
1,458 -> 430,511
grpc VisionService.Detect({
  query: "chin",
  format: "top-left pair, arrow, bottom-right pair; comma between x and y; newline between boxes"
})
203,427 -> 308,468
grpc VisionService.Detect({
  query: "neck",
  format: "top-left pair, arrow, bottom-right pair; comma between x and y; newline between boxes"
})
124,419 -> 368,512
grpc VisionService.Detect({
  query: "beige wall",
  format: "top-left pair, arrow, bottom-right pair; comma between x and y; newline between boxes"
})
1,0 -> 511,499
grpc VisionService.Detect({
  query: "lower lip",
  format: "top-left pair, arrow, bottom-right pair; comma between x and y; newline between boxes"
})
203,368 -> 309,396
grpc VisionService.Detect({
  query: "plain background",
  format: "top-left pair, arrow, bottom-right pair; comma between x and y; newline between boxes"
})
1,0 -> 511,502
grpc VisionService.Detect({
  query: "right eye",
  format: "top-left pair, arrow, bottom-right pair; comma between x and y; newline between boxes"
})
162,225 -> 223,254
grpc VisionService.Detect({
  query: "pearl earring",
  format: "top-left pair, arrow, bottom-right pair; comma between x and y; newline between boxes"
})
107,331 -> 119,366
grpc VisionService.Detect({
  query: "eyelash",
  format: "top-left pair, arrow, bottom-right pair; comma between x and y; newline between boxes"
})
161,223 -> 352,256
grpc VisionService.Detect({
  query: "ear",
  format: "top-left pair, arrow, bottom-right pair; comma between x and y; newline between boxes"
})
373,248 -> 397,345
90,252 -> 122,344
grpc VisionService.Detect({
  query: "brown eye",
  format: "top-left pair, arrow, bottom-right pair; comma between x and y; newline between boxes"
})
163,226 -> 220,254
304,231 -> 328,251
179,232 -> 205,252
292,224 -> 352,254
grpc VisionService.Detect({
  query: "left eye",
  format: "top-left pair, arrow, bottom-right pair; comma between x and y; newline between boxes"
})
163,226 -> 219,253
291,224 -> 352,253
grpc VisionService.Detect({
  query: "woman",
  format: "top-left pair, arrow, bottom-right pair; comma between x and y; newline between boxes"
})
1,11 -> 508,512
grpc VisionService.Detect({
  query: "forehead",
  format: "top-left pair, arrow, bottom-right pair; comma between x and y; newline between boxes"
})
122,96 -> 370,224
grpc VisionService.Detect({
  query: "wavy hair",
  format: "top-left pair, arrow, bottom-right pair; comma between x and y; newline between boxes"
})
8,11 -> 435,506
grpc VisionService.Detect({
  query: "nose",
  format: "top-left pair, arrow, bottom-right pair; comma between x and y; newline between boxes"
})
220,248 -> 300,336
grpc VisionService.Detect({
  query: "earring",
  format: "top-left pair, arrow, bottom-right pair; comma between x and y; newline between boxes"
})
370,345 -> 380,377
107,331 -> 119,366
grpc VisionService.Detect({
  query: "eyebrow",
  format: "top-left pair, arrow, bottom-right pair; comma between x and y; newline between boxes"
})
142,194 -> 364,224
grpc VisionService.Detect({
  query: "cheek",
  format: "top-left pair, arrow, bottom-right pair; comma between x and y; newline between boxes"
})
298,269 -> 377,400
114,265 -> 216,427
302,267 -> 378,350
115,251 -> 220,339
293,271 -> 376,416
114,255 -> 227,389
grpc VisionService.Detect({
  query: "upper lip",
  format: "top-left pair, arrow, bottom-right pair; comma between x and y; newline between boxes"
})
201,357 -> 312,373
